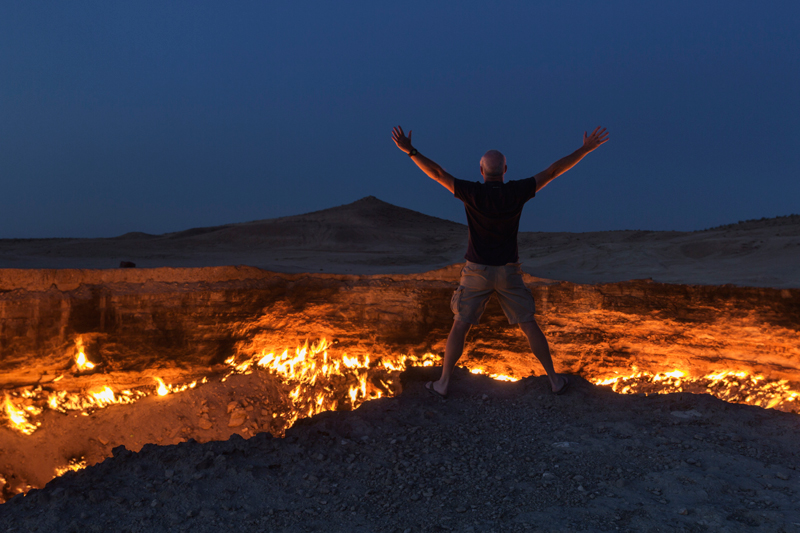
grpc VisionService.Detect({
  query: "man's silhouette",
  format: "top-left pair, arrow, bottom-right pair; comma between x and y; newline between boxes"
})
392,125 -> 609,397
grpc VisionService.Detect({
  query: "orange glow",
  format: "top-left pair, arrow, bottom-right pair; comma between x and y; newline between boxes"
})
469,367 -> 519,382
54,457 -> 87,477
5,336 -> 799,438
46,387 -> 143,414
154,378 -> 169,396
2,337 -> 440,435
73,337 -> 96,372
75,351 -> 95,372
4,394 -> 39,435
224,338 -> 439,428
592,369 -> 799,413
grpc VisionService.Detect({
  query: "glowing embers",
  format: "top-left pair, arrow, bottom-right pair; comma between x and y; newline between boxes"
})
224,338 -> 439,425
594,369 -> 800,413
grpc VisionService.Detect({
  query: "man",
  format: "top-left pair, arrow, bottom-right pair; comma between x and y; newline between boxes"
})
391,125 -> 609,397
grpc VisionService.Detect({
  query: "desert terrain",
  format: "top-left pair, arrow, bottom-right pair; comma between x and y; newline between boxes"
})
1,197 -> 799,532
1,196 -> 799,287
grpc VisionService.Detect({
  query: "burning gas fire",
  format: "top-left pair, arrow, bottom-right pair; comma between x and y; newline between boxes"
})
467,366 -> 798,414
54,457 -> 87,477
1,337 -> 438,437
593,369 -> 799,413
469,368 -> 518,382
73,338 -> 95,372
223,338 -> 437,427
154,378 -> 169,396
4,394 -> 40,435
3,335 -> 799,442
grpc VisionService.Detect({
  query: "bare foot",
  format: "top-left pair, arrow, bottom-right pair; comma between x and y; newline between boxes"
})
551,375 -> 570,395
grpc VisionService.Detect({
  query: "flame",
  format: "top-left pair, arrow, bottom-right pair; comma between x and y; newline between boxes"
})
46,388 -> 143,414
592,369 -> 799,413
74,337 -> 95,372
4,394 -> 39,435
91,386 -> 116,406
469,367 -> 519,382
75,351 -> 95,372
2,336 -> 441,436
10,334 -> 798,441
154,378 -> 169,396
54,457 -> 87,477
223,338 -> 439,428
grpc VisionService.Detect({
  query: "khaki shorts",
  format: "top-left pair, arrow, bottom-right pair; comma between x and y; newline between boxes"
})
450,261 -> 536,325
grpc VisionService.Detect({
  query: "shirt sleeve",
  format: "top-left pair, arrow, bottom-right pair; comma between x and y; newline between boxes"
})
517,176 -> 538,201
453,178 -> 472,201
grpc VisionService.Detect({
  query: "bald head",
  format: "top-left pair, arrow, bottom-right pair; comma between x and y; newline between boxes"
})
480,150 -> 507,181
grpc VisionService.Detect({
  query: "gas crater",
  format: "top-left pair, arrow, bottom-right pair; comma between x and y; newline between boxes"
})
1,265 -> 799,502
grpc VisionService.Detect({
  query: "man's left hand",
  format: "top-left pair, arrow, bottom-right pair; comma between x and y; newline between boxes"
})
392,126 -> 414,154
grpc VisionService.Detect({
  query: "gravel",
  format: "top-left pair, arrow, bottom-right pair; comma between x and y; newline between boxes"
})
1,368 -> 798,533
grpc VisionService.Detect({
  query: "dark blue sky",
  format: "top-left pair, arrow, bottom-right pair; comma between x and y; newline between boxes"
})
2,1 -> 798,238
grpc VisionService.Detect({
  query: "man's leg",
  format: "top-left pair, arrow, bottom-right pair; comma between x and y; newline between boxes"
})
518,319 -> 567,393
430,318 -> 472,396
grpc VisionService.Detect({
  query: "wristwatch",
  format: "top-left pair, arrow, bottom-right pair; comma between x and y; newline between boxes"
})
408,148 -> 419,157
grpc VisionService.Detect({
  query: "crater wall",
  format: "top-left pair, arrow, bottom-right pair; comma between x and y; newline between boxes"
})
2,265 -> 799,388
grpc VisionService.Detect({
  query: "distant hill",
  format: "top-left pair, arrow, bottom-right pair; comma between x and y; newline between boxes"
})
156,196 -> 465,250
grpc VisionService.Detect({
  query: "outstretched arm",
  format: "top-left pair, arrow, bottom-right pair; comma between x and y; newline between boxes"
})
392,126 -> 456,195
533,127 -> 609,193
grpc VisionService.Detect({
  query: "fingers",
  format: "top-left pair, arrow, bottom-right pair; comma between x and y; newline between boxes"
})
391,125 -> 413,152
589,126 -> 609,143
392,126 -> 404,145
582,126 -> 609,150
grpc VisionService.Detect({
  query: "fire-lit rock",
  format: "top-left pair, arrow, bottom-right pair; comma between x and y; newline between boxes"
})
1,265 -> 798,387
0,264 -> 798,501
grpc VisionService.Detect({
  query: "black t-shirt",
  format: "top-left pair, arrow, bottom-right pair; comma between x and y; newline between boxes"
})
453,177 -> 537,266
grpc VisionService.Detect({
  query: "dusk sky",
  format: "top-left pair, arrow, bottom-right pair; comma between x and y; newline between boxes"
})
2,1 -> 798,238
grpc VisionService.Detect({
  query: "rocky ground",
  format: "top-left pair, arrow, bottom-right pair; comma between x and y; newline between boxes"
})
1,369 -> 798,533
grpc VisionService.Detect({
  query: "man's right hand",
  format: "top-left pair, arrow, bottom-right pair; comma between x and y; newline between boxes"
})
534,126 -> 610,193
392,126 -> 414,154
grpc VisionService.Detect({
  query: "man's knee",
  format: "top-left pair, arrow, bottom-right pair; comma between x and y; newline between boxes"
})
518,319 -> 542,335
452,318 -> 473,332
